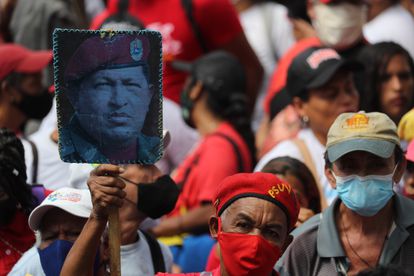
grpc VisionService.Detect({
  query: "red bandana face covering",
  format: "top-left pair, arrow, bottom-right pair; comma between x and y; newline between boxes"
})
217,218 -> 281,276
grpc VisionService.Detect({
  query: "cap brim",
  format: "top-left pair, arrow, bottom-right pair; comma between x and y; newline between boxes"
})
28,202 -> 90,231
307,60 -> 363,90
15,50 -> 52,73
327,139 -> 396,162
171,60 -> 193,72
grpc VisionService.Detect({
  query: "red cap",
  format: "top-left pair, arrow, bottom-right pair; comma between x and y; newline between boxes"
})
0,44 -> 52,80
407,140 -> 414,163
214,172 -> 300,230
64,34 -> 151,83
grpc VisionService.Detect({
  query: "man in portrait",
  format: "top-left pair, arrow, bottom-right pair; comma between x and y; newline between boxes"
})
57,32 -> 162,164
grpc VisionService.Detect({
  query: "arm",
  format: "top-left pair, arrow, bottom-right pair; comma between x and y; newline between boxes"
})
151,204 -> 215,237
61,164 -> 126,276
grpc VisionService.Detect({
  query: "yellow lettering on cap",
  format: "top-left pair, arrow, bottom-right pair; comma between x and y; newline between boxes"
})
345,114 -> 369,129
268,183 -> 292,198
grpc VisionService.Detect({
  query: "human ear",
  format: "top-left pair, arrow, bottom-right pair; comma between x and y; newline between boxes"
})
291,97 -> 307,119
188,80 -> 203,101
325,166 -> 337,189
209,215 -> 219,239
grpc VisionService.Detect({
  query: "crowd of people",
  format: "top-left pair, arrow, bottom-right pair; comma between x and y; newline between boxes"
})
1,0 -> 414,275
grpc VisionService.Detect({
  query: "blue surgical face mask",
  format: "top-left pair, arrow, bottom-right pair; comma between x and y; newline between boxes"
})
332,166 -> 397,217
38,239 -> 100,276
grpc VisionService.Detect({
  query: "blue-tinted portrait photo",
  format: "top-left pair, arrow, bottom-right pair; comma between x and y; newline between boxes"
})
54,30 -> 163,164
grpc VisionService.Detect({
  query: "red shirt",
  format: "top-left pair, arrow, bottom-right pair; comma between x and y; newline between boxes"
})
171,122 -> 252,215
0,211 -> 35,276
91,0 -> 242,103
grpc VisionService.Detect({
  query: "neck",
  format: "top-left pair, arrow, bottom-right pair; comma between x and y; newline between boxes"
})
337,199 -> 394,235
312,128 -> 327,146
194,109 -> 223,137
368,1 -> 394,21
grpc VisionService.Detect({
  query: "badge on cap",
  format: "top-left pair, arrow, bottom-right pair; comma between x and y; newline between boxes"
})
343,113 -> 370,130
130,38 -> 143,61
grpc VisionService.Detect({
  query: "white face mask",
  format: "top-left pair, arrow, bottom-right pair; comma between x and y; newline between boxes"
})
312,2 -> 367,50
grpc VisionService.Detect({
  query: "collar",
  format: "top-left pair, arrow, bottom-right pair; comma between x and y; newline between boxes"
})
317,194 -> 414,258
317,198 -> 345,258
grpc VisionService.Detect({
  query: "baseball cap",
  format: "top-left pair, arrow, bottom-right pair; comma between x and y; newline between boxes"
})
214,172 -> 300,230
172,50 -> 245,94
286,47 -> 361,98
29,187 -> 92,231
0,44 -> 52,80
64,34 -> 151,83
326,111 -> 401,162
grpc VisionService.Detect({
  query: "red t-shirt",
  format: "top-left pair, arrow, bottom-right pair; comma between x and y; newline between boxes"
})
171,122 -> 252,215
0,211 -> 35,276
263,37 -> 321,114
91,0 -> 242,103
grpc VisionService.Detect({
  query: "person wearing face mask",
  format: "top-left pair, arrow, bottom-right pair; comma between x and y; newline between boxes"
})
148,51 -> 255,272
257,0 -> 369,155
10,165 -> 180,276
0,128 -> 50,276
60,169 -> 300,276
277,111 -> 414,276
0,44 -> 53,134
9,187 -> 94,276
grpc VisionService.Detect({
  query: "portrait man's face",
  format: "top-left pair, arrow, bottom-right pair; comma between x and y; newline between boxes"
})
76,65 -> 152,147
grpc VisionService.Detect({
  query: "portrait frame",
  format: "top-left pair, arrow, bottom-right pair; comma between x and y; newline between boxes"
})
53,28 -> 163,165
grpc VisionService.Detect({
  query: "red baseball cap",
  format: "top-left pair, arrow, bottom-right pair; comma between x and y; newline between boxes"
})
0,44 -> 52,80
214,172 -> 300,230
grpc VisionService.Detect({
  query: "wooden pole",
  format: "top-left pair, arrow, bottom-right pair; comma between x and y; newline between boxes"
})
108,207 -> 121,276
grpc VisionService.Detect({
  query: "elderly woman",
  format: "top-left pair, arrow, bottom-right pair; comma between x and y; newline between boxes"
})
255,47 -> 360,206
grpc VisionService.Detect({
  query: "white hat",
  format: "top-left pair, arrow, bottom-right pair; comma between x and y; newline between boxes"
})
28,187 -> 92,231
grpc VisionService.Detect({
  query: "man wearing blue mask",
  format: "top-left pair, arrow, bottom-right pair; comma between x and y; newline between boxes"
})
277,111 -> 414,276
9,187 -> 93,276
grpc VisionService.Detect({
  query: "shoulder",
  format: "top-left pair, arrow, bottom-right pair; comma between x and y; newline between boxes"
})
255,139 -> 303,171
9,246 -> 45,276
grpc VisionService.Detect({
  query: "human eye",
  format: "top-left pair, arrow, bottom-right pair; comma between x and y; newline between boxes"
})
123,79 -> 142,89
94,80 -> 113,89
263,228 -> 281,243
235,220 -> 253,233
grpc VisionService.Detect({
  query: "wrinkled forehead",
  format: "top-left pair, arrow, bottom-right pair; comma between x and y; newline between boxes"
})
223,197 -> 288,226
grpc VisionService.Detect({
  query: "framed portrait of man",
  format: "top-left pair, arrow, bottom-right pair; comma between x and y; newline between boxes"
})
53,29 -> 163,164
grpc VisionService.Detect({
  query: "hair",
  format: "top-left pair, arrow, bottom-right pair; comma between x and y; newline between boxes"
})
324,146 -> 404,168
202,76 -> 256,166
261,156 -> 321,213
0,128 -> 36,215
359,42 -> 414,116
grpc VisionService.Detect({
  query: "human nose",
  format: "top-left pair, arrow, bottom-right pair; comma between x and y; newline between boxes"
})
390,75 -> 402,92
109,82 -> 127,107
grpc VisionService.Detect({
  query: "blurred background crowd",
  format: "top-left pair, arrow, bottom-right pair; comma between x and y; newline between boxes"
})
0,0 -> 414,275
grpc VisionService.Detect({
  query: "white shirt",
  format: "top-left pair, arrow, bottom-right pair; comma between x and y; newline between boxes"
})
255,128 -> 337,204
363,4 -> 414,59
239,2 -> 295,130
22,99 -> 71,189
9,231 -> 173,276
